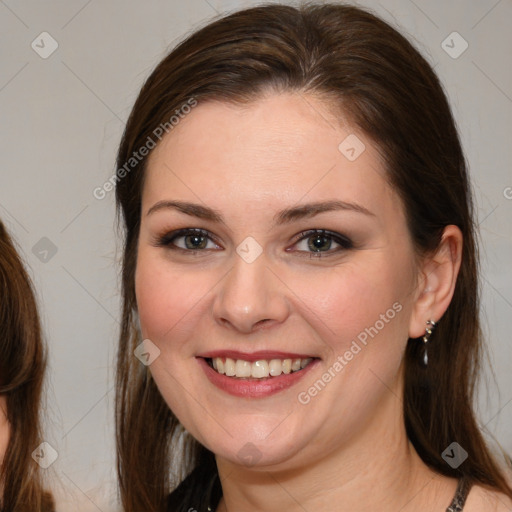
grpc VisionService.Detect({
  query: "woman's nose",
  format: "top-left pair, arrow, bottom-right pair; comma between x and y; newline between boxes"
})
212,250 -> 290,334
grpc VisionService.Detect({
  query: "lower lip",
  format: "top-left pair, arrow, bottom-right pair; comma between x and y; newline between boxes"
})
197,357 -> 320,398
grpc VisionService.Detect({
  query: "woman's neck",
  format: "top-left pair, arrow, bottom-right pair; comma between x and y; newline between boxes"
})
214,382 -> 457,512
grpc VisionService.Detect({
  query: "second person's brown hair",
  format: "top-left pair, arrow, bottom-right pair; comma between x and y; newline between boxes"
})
0,221 -> 54,512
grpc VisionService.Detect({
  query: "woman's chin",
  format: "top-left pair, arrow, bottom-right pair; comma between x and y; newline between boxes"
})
217,446 -> 298,469
202,431 -> 313,470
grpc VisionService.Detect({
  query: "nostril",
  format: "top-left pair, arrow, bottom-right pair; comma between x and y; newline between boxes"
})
217,317 -> 273,333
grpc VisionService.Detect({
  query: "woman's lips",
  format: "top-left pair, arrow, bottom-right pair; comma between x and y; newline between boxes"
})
197,356 -> 320,398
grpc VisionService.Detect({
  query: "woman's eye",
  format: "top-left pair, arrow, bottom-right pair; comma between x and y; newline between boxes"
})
155,228 -> 352,258
156,229 -> 221,252
290,230 -> 353,258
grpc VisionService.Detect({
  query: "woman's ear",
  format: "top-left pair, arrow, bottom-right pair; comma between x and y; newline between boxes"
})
408,225 -> 463,339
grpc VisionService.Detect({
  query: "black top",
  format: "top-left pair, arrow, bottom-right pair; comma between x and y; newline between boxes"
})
167,469 -> 472,512
166,465 -> 222,512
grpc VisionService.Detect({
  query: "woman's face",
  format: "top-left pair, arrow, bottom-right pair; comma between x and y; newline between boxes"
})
135,93 -> 423,469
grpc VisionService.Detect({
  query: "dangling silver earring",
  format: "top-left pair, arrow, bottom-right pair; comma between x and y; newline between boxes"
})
421,319 -> 436,367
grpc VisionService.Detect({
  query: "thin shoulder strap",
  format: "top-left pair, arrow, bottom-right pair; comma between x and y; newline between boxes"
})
205,474 -> 473,512
446,477 -> 473,512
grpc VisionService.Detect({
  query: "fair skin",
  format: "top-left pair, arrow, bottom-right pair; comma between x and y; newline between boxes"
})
135,93 -> 511,511
0,395 -> 9,491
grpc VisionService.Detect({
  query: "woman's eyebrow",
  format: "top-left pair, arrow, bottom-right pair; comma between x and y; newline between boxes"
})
146,199 -> 375,225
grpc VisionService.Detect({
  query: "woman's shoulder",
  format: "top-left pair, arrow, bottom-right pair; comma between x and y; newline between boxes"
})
465,482 -> 512,511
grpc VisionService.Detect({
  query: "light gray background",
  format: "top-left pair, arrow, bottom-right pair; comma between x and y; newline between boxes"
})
1,0 -> 511,510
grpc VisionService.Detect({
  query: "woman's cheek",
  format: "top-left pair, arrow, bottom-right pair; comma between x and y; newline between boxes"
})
136,251 -> 180,338
135,253 -> 210,341
292,263 -> 389,333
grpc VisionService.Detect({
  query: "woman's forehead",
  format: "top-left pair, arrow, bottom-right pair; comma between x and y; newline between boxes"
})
143,93 -> 393,212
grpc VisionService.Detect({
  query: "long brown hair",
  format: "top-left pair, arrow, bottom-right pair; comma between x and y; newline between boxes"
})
115,3 -> 512,511
0,221 -> 54,511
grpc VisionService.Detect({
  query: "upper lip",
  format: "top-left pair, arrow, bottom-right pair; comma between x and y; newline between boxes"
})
197,350 -> 318,362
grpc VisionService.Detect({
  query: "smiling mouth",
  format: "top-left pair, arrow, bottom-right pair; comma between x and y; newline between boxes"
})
205,357 -> 315,379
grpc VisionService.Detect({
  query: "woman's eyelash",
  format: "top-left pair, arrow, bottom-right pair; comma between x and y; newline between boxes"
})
154,228 -> 353,257
156,228 -> 219,252
291,229 -> 353,257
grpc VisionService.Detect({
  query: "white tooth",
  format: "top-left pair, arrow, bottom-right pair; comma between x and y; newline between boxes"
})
235,359 -> 252,378
224,357 -> 236,376
252,360 -> 270,378
300,357 -> 313,369
291,358 -> 301,372
212,358 -> 218,370
269,359 -> 283,376
216,358 -> 225,374
282,359 -> 292,374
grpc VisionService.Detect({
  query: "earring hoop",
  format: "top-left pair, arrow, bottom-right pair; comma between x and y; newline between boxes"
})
421,319 -> 437,367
